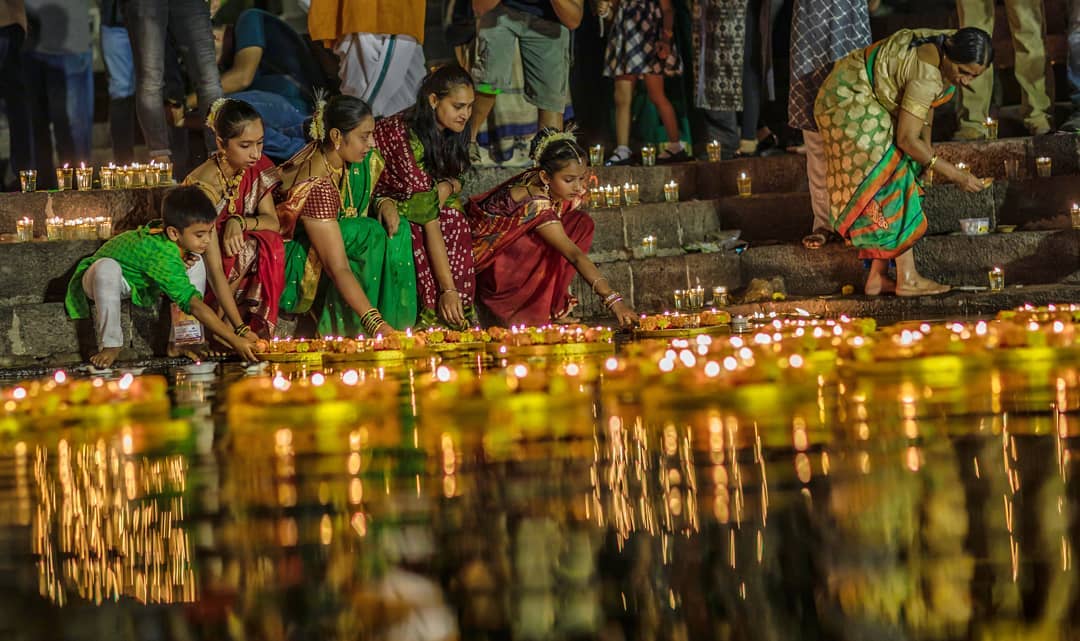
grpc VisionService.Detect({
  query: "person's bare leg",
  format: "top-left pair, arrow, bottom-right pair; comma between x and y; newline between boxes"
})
613,77 -> 633,147
895,247 -> 950,295
642,74 -> 682,152
864,258 -> 896,295
470,92 -> 498,143
538,107 -> 563,131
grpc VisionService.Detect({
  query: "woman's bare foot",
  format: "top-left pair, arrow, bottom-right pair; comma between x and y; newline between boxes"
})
896,275 -> 950,297
90,347 -> 122,369
864,272 -> 897,295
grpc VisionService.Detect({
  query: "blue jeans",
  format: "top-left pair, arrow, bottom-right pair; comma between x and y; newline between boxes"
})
228,90 -> 308,161
23,50 -> 93,187
0,24 -> 34,180
101,24 -> 135,99
127,0 -> 221,158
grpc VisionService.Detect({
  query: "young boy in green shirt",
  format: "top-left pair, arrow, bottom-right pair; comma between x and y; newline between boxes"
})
66,186 -> 259,368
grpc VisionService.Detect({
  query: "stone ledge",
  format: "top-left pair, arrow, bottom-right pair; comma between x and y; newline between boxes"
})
720,284 -> 1080,325
584,200 -> 723,255
741,230 -> 1078,296
569,253 -> 741,318
0,301 -> 166,367
0,239 -> 101,305
0,136 -> 1070,238
936,134 -> 1079,180
2,277 -> 1077,367
0,188 -> 168,235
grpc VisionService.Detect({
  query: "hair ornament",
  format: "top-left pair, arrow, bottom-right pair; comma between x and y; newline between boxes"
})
533,127 -> 579,166
206,97 -> 229,133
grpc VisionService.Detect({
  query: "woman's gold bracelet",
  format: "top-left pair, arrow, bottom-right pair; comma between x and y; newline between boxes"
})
927,155 -> 939,171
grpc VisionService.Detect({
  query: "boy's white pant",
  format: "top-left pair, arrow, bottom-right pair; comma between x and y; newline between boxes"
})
82,257 -> 206,349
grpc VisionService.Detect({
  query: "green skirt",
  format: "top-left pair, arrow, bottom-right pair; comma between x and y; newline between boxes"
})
280,217 -> 418,336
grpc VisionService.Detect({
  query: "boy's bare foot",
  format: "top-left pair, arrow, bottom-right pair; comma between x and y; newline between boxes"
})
864,273 -> 897,296
90,347 -> 122,369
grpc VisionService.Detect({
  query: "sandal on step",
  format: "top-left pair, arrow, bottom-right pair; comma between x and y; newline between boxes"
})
802,229 -> 839,250
658,148 -> 690,164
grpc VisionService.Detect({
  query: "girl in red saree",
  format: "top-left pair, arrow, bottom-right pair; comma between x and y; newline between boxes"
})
466,129 -> 637,327
184,98 -> 285,337
374,65 -> 477,329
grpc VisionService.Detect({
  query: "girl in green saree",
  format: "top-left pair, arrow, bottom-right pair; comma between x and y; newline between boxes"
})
277,96 -> 417,336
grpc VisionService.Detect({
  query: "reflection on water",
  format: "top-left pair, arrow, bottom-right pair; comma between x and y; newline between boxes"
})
1,357 -> 1079,640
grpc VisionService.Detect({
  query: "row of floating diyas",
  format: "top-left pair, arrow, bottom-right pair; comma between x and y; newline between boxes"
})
635,309 -> 732,337
489,324 -> 615,358
0,371 -> 169,429
251,324 -> 618,363
419,363 -> 598,447
227,369 -> 399,424
253,328 -> 496,363
597,311 -> 1080,421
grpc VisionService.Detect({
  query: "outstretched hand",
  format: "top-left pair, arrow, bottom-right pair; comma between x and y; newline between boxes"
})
439,290 -> 467,328
955,171 -> 987,193
611,300 -> 636,328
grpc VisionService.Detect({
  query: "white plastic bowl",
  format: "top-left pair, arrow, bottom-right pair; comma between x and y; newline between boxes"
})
959,217 -> 990,235
183,361 -> 217,376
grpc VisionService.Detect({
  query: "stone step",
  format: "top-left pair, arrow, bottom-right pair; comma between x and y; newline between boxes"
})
3,255 -> 1077,368
0,187 -> 168,236
5,283 -> 1080,370
0,174 -> 1068,253
0,301 -> 163,368
1,220 -> 1074,313
722,284 -> 1080,325
467,134 -> 1080,202
0,136 -> 1073,238
571,229 -> 1080,317
738,230 -> 1080,297
0,239 -> 101,306
581,180 -> 1071,256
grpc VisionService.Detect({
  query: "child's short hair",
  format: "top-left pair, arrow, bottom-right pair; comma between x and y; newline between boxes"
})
163,186 -> 218,231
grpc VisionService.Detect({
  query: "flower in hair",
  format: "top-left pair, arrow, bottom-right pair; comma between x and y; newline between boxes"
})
309,89 -> 329,142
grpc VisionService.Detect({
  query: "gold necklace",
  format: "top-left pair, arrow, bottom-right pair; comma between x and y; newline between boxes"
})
216,157 -> 243,215
340,168 -> 357,217
322,151 -> 357,217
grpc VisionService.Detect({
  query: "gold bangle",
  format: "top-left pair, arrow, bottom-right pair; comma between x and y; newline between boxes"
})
926,155 -> 939,171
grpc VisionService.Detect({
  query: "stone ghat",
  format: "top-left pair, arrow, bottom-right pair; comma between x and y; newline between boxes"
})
0,135 -> 1075,236
0,135 -> 1075,366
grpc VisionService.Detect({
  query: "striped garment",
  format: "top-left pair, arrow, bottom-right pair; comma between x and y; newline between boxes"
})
788,0 -> 871,131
